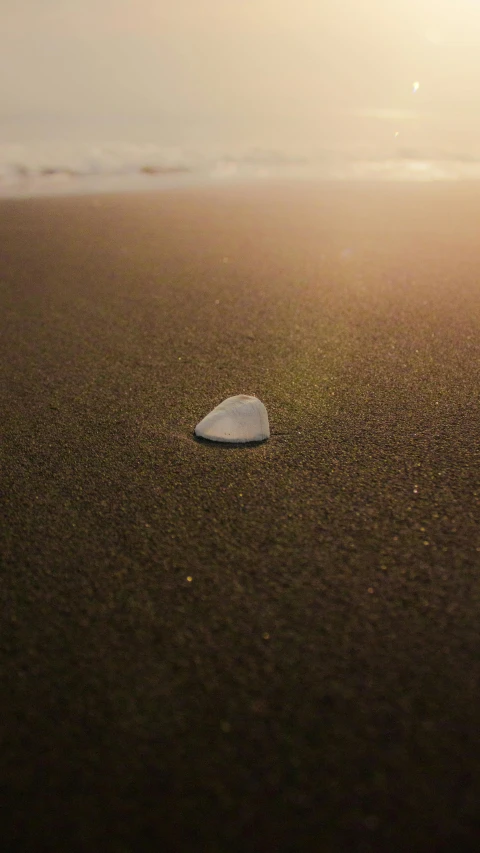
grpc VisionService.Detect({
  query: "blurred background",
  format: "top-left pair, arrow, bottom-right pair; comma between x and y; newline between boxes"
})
2,0 -> 480,194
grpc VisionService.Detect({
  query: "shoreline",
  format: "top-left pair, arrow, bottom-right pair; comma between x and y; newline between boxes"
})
3,157 -> 480,201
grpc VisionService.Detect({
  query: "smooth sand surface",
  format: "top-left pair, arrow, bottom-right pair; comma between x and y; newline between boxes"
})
1,183 -> 479,852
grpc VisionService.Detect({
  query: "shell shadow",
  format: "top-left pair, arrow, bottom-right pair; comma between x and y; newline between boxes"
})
192,432 -> 270,450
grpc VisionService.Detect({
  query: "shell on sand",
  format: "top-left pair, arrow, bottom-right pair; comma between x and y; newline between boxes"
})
194,394 -> 270,443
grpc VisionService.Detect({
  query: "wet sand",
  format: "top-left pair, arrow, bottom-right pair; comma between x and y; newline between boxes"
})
1,183 -> 479,851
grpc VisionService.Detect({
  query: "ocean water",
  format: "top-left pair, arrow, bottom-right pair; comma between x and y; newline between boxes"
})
2,138 -> 480,198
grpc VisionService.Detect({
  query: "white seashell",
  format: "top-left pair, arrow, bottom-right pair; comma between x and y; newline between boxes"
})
195,394 -> 270,443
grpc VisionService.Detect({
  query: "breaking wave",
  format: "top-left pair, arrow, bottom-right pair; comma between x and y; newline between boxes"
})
2,141 -> 480,198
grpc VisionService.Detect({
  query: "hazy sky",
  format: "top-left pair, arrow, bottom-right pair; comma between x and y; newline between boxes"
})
2,0 -> 480,153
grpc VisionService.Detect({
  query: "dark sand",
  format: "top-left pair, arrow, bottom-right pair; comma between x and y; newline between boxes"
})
1,183 -> 479,852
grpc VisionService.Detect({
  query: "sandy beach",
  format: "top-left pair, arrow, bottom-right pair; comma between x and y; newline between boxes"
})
1,182 -> 479,851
